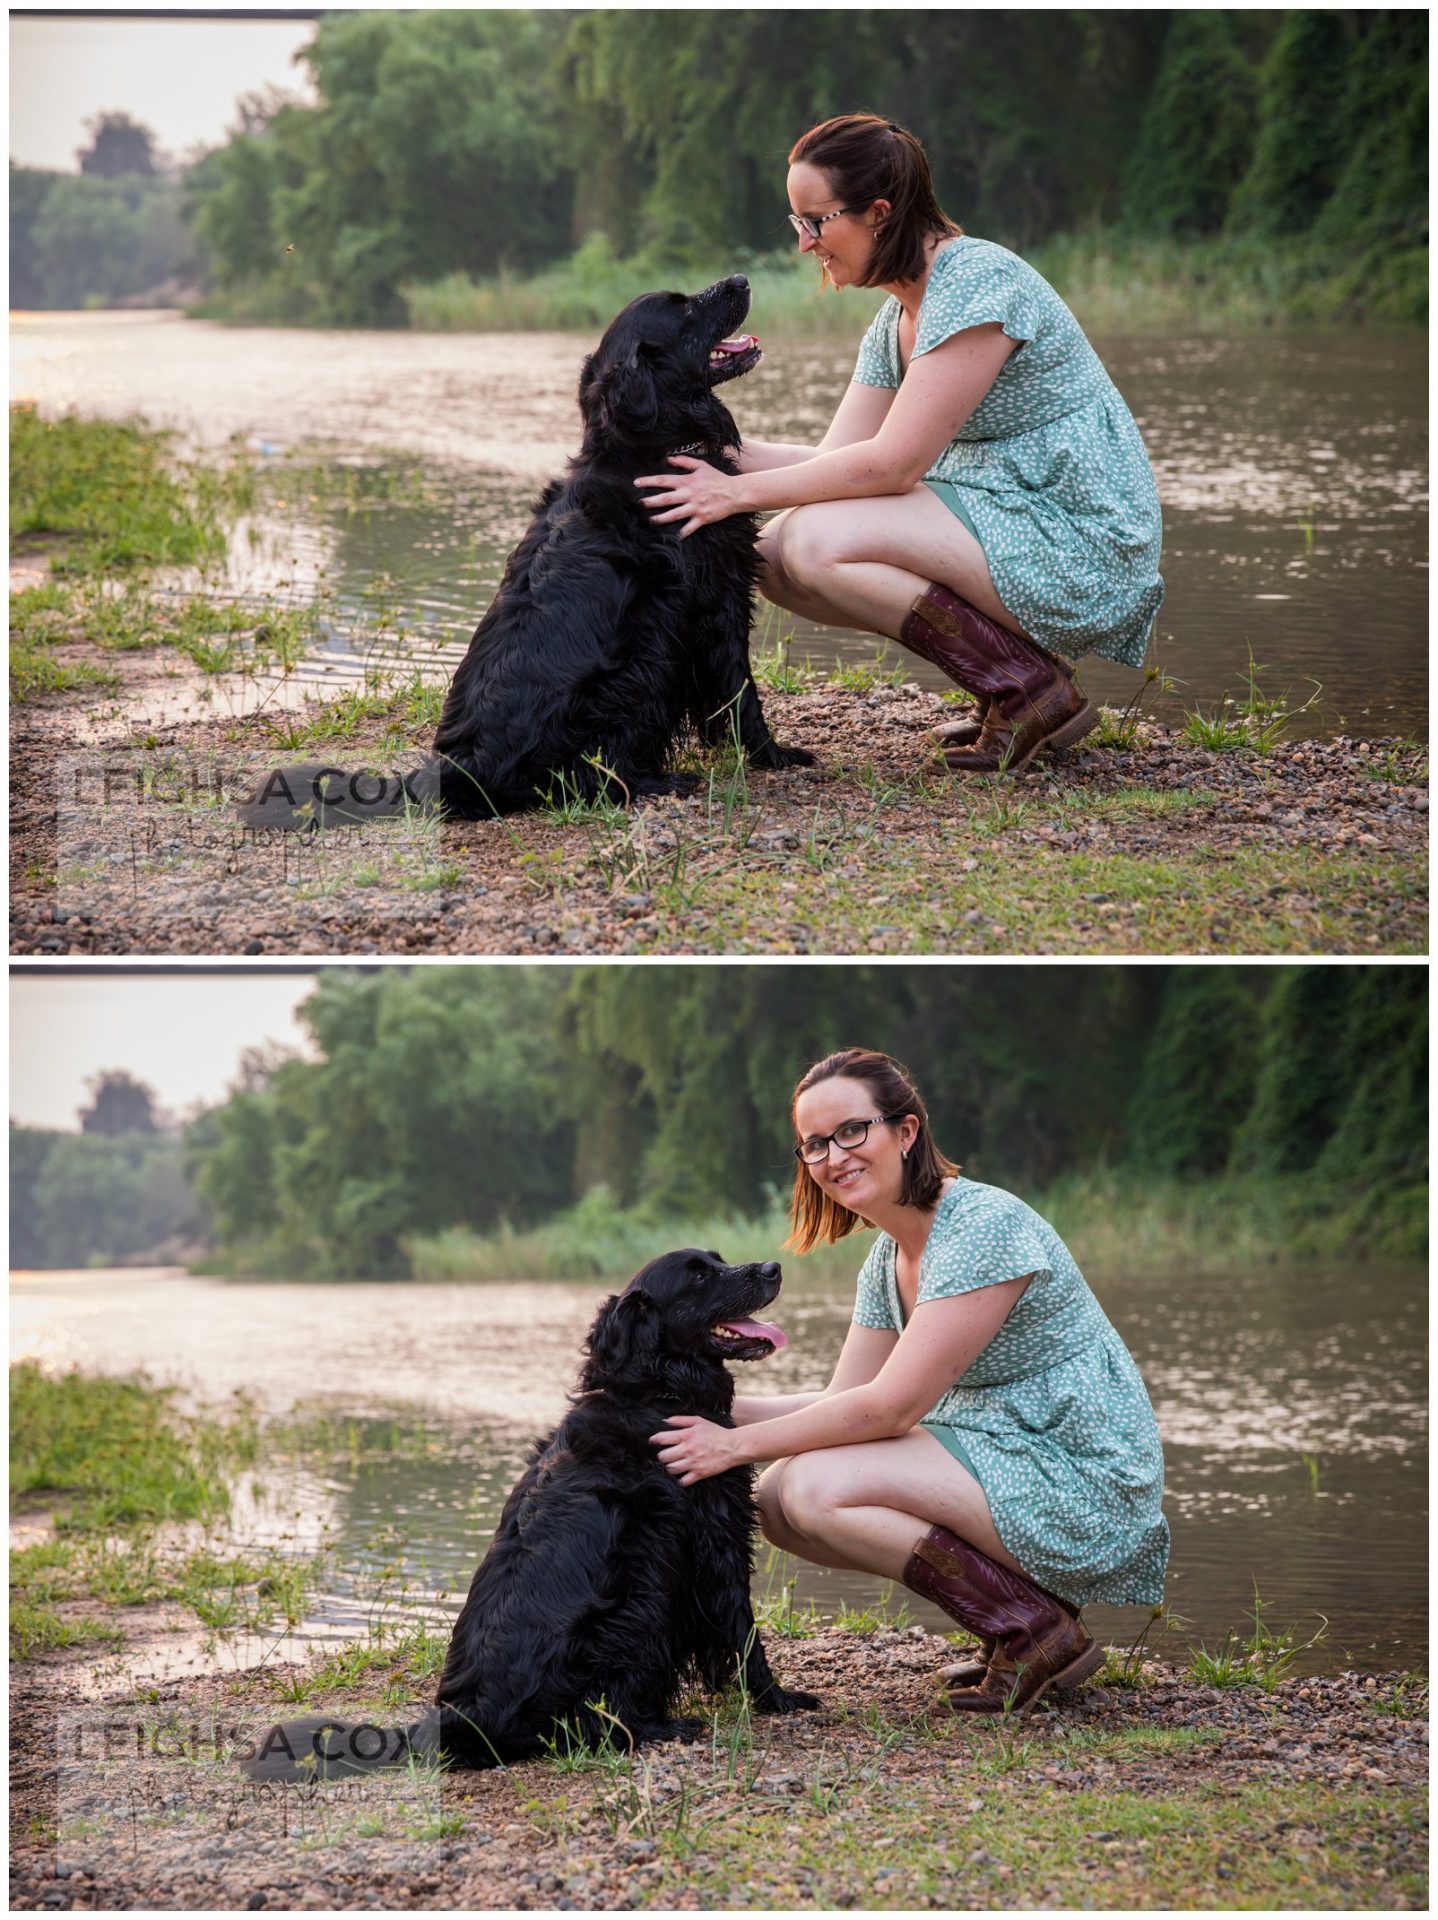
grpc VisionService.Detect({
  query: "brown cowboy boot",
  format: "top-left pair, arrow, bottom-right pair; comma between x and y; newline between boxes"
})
929,701 -> 993,751
903,1525 -> 1105,1715
936,1637 -> 995,1688
898,583 -> 1096,774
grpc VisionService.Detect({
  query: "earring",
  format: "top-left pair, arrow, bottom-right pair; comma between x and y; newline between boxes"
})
901,1146 -> 909,1159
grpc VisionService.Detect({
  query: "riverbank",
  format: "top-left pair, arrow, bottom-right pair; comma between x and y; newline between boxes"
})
191,232 -> 1427,336
9,1366 -> 1427,1908
9,647 -> 1428,957
8,1634 -> 1427,1910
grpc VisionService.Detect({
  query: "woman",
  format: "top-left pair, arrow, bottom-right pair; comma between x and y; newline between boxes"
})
650,1048 -> 1170,1714
636,114 -> 1164,775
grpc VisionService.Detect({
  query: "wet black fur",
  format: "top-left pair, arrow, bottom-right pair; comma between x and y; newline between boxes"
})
236,277 -> 812,829
239,1250 -> 818,1782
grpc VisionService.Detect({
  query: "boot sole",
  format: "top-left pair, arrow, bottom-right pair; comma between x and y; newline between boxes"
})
942,700 -> 1099,777
944,1639 -> 1108,1716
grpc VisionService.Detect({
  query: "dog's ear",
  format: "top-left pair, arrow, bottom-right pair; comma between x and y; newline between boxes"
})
581,1287 -> 661,1382
581,344 -> 661,439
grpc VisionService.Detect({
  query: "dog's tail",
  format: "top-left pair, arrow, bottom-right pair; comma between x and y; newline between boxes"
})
234,759 -> 442,832
238,1708 -> 451,1783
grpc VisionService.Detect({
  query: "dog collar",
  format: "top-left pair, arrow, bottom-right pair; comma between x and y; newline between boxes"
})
669,440 -> 711,460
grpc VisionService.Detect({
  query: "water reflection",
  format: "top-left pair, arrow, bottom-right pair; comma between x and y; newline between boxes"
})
10,1260 -> 1426,1674
11,313 -> 1427,737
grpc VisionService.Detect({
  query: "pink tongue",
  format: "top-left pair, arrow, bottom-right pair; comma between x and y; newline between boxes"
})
713,335 -> 756,355
720,1317 -> 787,1350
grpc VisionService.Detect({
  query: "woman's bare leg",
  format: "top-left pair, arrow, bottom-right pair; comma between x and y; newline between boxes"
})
756,490 -> 1033,643
756,1432 -> 1030,1582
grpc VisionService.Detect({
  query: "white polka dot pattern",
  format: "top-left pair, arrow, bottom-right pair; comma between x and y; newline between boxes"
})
852,237 -> 1164,668
853,1177 -> 1171,1607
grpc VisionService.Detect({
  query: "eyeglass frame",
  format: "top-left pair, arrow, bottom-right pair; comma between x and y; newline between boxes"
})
793,1113 -> 906,1164
787,205 -> 867,243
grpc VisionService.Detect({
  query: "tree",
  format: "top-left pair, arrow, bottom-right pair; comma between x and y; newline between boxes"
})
78,111 -> 159,179
1123,12 -> 1260,236
1125,972 -> 1264,1177
1227,11 -> 1354,235
79,1070 -> 159,1137
30,175 -> 195,308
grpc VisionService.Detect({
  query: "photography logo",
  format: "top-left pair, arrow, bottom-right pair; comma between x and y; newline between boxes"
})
54,750 -> 449,933
54,1702 -> 452,1889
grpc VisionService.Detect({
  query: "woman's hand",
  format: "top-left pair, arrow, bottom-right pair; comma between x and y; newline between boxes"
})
634,456 -> 747,538
649,1413 -> 741,1484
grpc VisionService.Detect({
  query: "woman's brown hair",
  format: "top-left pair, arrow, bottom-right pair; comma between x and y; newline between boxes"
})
786,1047 -> 959,1254
788,113 -> 962,289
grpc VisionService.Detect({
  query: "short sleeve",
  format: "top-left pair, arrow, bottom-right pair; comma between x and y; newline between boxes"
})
851,1237 -> 896,1329
852,299 -> 900,388
918,1193 -> 1052,1304
913,246 -> 1046,362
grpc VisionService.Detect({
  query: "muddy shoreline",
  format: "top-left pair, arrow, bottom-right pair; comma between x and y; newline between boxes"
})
11,649 -> 1428,956
9,1630 -> 1427,1911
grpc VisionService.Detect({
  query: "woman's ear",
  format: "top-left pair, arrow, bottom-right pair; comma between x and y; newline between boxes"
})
897,1113 -> 921,1155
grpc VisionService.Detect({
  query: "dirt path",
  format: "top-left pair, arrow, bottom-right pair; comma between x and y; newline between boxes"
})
9,656 -> 1428,956
9,1631 -> 1427,1910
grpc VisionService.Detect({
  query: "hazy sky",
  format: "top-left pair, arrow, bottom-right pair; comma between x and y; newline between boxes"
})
9,12 -> 319,173
10,970 -> 321,1130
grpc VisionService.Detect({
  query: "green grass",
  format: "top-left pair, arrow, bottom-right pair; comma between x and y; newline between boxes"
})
1186,1588 -> 1329,1693
399,235 -> 886,339
9,1360 -> 260,1533
619,1779 -> 1426,1909
9,404 -> 254,574
404,1183 -> 877,1287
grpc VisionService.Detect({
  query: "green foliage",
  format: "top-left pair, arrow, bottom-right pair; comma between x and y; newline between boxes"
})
187,969 -> 576,1276
15,968 -> 1424,1277
178,11 -> 1424,329
21,172 -> 195,308
9,1360 -> 257,1531
1228,11 -> 1353,237
1124,13 -> 1260,236
10,1124 -> 198,1269
9,405 -> 236,573
1126,972 -> 1264,1176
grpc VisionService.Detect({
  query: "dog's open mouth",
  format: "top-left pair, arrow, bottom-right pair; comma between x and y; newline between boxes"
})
710,1315 -> 787,1355
708,333 -> 762,383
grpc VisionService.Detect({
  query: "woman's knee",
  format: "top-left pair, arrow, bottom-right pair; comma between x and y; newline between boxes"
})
754,1460 -> 794,1544
767,1452 -> 843,1539
776,505 -> 850,590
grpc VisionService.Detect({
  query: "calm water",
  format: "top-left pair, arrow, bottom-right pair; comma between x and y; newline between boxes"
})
10,1261 -> 1427,1675
10,311 -> 1427,738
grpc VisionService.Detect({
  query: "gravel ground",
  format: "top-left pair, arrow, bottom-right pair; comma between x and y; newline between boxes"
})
9,1629 -> 1428,1911
9,656 -> 1429,956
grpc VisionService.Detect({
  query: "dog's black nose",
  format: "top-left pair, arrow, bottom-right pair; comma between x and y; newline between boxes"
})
757,1260 -> 780,1281
727,274 -> 749,293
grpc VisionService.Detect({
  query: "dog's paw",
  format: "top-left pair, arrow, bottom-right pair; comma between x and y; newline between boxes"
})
630,772 -> 702,801
757,1687 -> 822,1715
747,741 -> 817,770
647,1716 -> 707,1745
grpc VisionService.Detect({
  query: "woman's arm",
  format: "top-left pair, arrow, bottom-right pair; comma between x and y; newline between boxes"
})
730,1391 -> 824,1425
653,1276 -> 1031,1483
730,1322 -> 898,1425
735,384 -> 896,474
638,325 -> 1016,536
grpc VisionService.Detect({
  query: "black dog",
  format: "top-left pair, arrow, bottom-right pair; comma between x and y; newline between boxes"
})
240,1250 -> 818,1781
238,277 -> 812,829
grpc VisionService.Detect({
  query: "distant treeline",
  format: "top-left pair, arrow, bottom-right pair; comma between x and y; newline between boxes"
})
9,11 -> 1427,323
9,966 -> 1425,1275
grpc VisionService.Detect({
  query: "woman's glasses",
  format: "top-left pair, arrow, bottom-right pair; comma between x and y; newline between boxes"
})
787,206 -> 864,243
793,1115 -> 900,1163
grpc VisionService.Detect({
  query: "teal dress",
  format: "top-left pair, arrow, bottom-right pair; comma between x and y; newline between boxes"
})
852,236 -> 1164,667
853,1176 -> 1170,1607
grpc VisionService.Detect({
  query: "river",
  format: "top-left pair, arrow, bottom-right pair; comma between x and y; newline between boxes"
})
10,311 -> 1428,739
10,1259 -> 1427,1677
